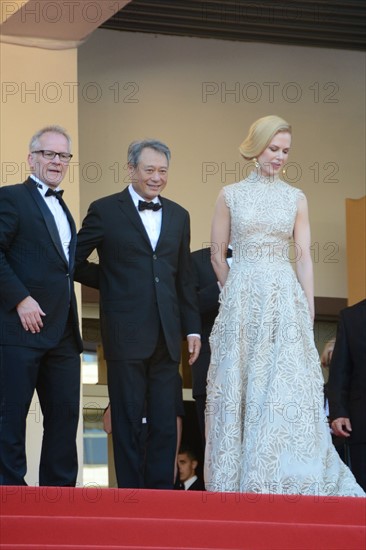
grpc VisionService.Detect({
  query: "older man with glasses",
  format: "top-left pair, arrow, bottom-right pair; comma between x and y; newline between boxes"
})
0,125 -> 82,486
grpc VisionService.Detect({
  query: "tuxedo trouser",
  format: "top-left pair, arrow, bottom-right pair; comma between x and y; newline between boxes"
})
349,443 -> 366,492
0,323 -> 80,486
107,332 -> 178,489
194,394 -> 206,448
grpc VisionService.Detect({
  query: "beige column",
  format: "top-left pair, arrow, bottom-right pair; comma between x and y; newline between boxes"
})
0,0 -> 128,485
0,41 -> 81,485
346,197 -> 366,306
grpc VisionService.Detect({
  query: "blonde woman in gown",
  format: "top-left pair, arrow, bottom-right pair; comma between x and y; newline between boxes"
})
204,115 -> 365,497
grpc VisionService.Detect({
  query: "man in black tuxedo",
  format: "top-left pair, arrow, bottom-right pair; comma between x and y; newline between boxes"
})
191,245 -> 231,444
327,299 -> 366,490
176,446 -> 205,491
0,126 -> 82,486
75,139 -> 201,489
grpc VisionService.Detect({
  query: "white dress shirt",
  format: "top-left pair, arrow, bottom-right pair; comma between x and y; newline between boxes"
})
128,184 -> 162,250
30,174 -> 71,263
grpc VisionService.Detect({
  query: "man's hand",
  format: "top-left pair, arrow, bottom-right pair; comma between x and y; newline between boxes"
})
331,417 -> 352,438
187,335 -> 201,365
103,403 -> 112,435
16,296 -> 46,333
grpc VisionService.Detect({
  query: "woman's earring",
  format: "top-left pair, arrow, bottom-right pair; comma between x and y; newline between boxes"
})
253,158 -> 260,169
282,167 -> 286,176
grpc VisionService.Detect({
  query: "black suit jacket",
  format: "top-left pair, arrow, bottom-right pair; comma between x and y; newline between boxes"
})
176,477 -> 205,491
187,477 -> 205,491
0,178 -> 82,350
190,247 -> 220,398
328,299 -> 366,444
75,187 -> 200,362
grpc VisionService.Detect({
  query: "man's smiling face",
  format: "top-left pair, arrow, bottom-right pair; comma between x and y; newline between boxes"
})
129,147 -> 169,201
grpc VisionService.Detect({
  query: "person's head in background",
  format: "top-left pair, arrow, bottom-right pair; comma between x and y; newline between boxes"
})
177,446 -> 199,483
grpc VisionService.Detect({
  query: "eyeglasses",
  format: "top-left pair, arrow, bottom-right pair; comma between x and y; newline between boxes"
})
32,150 -> 73,163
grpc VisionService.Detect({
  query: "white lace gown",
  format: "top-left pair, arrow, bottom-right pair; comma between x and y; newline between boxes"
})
204,172 -> 365,497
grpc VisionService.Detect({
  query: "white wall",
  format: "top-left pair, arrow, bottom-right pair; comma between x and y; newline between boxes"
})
78,30 -> 365,298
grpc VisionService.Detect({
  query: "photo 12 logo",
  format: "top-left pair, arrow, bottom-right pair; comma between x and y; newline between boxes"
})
201,81 -> 339,104
201,161 -> 339,185
1,81 -> 139,104
1,1 -> 124,24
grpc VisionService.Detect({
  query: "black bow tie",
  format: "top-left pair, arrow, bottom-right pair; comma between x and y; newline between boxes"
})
226,248 -> 232,258
45,188 -> 64,199
138,200 -> 162,212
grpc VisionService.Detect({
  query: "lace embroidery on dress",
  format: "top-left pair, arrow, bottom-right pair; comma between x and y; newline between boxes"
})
204,171 -> 365,497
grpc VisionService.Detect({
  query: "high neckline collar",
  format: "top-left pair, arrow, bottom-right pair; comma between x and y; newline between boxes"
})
248,170 -> 281,185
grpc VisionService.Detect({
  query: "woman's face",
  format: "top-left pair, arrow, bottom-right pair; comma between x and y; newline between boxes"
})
257,131 -> 291,177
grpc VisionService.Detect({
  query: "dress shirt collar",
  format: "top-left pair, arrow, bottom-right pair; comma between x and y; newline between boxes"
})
183,475 -> 198,490
128,184 -> 161,209
30,174 -> 62,196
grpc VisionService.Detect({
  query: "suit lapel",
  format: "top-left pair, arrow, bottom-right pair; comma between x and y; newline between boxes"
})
117,187 -> 152,248
59,196 -> 77,270
117,188 -> 174,251
24,178 -> 70,267
156,196 -> 173,249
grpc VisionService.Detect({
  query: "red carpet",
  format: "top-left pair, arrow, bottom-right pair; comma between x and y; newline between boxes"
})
0,486 -> 365,549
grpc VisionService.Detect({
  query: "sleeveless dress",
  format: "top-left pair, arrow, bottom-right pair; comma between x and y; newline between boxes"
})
204,172 -> 365,497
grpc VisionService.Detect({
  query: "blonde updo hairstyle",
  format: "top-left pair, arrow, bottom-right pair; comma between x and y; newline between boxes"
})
239,115 -> 291,160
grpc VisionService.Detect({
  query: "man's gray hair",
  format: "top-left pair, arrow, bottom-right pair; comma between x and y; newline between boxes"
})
29,125 -> 72,152
127,139 -> 171,167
